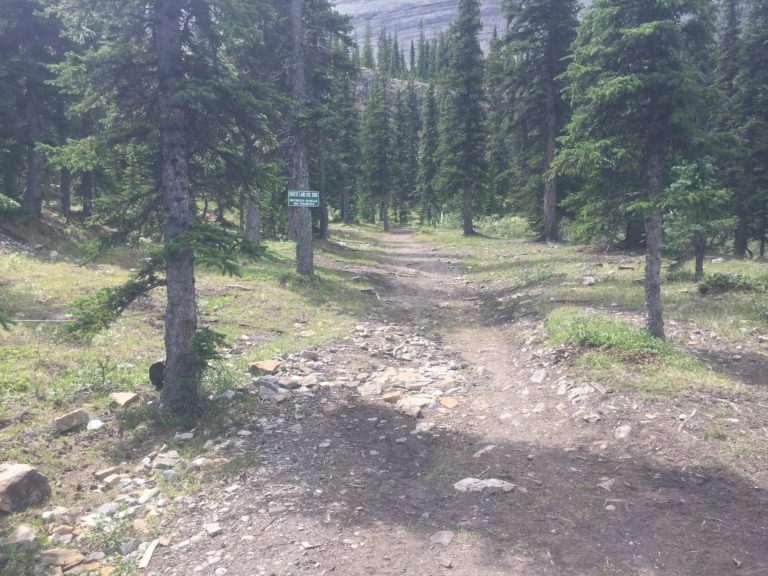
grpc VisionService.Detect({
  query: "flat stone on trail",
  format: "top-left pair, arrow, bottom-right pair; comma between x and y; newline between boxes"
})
8,525 -> 37,548
568,384 -> 594,404
54,408 -> 90,433
152,451 -> 180,469
97,502 -> 119,517
430,530 -> 455,546
357,382 -> 382,397
249,360 -> 282,375
530,369 -> 547,384
110,392 -> 139,407
439,396 -> 460,409
382,391 -> 403,403
453,478 -> 516,494
396,395 -> 433,417
204,522 -> 222,536
614,424 -> 632,439
39,548 -> 85,567
0,463 -> 51,514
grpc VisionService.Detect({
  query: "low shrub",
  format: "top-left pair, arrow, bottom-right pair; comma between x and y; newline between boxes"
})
698,272 -> 758,295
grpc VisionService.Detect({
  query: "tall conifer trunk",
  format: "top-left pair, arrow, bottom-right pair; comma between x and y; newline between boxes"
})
645,151 -> 665,340
79,171 -> 93,219
22,84 -> 42,217
463,180 -> 474,235
156,0 -> 199,414
319,143 -> 329,240
541,78 -> 559,242
693,229 -> 705,281
245,195 -> 261,246
60,168 -> 71,224
290,0 -> 313,275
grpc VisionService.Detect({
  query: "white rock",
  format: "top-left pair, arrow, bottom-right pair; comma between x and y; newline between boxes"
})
430,530 -> 454,546
87,419 -> 105,431
204,522 -> 222,536
530,369 -> 546,384
614,425 -> 632,440
357,382 -> 382,397
453,478 -> 516,494
8,525 -> 37,549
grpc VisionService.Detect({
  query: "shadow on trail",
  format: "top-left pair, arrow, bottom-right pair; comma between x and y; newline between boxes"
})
244,393 -> 768,576
690,347 -> 768,389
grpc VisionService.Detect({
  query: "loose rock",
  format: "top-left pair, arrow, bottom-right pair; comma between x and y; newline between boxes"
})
430,530 -> 454,546
54,409 -> 89,433
39,548 -> 85,567
453,478 -> 516,494
8,525 -> 37,549
0,463 -> 51,514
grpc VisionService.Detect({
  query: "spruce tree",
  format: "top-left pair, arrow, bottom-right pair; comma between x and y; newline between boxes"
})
0,0 -> 66,217
436,0 -> 485,235
484,27 -> 511,215
559,0 -> 712,339
740,0 -> 768,256
503,0 -> 578,241
362,22 -> 375,68
418,84 -> 440,223
360,75 -> 392,229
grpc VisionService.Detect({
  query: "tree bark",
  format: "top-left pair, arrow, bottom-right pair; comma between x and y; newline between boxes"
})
22,85 -> 42,217
541,79 -> 559,242
60,168 -> 71,224
342,190 -> 351,224
644,152 -> 665,339
734,215 -> 748,258
620,216 -> 646,251
462,180 -> 474,235
319,137 -> 329,240
760,200 -> 766,259
693,229 -> 705,281
382,196 -> 390,231
79,171 -> 93,219
156,0 -> 199,416
245,193 -> 261,246
290,0 -> 313,275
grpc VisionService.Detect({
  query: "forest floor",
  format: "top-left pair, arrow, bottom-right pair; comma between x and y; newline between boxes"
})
2,220 -> 768,576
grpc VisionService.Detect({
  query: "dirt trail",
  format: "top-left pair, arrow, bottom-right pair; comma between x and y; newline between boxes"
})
158,230 -> 768,576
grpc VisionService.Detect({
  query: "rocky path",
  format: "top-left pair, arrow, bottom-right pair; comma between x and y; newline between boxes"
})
150,230 -> 768,576
16,230 -> 766,576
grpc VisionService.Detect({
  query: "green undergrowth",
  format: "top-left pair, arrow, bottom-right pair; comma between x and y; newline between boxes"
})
0,222 -> 379,440
418,223 -> 760,397
545,306 -> 735,396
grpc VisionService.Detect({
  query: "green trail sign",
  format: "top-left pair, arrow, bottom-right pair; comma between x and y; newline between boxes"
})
288,190 -> 320,208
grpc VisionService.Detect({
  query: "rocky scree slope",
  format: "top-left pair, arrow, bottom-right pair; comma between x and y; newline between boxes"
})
334,0 -> 504,50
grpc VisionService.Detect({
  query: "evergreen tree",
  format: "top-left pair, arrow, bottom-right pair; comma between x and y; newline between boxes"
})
503,0 -> 578,241
435,0 -> 485,235
362,22 -> 374,68
418,84 -> 440,223
417,21 -> 430,80
484,27 -> 511,215
360,75 -> 392,229
714,0 -> 749,255
0,0 -> 66,217
377,28 -> 391,72
52,0 -> 286,415
739,0 -> 768,256
559,0 -> 713,339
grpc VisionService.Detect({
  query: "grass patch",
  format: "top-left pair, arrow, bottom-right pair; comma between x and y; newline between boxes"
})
545,307 -> 738,396
0,221 -> 383,539
546,307 -> 669,360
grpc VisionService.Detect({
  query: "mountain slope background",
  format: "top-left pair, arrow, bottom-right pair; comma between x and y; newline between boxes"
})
334,0 -> 504,50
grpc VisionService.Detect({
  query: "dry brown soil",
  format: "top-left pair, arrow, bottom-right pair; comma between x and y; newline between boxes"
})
156,230 -> 768,576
